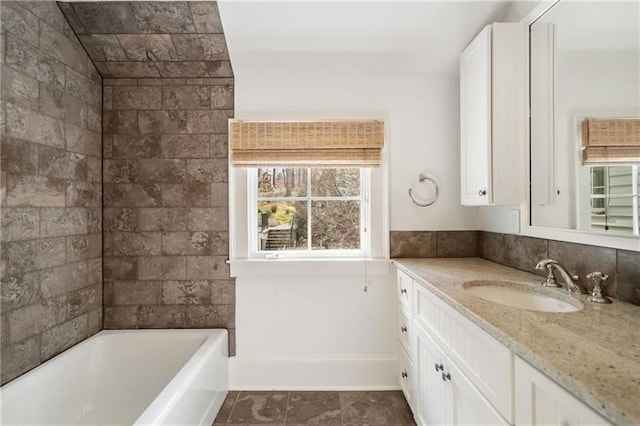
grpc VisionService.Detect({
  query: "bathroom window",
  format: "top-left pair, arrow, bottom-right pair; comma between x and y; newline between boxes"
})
589,165 -> 640,235
249,167 -> 370,257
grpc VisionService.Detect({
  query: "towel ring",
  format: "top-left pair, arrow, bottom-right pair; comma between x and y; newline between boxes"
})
408,174 -> 439,207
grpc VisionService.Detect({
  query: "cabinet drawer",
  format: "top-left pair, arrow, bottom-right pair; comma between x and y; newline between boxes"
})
398,344 -> 415,412
398,305 -> 412,357
396,269 -> 413,312
414,283 -> 513,423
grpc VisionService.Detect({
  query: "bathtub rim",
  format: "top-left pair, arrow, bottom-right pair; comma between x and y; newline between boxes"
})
0,328 -> 228,389
134,328 -> 229,425
1,328 -> 229,426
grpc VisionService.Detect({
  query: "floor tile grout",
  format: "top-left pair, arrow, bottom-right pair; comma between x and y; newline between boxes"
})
283,391 -> 290,425
225,391 -> 241,424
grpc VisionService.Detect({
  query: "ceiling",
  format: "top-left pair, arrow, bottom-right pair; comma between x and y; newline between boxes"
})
535,1 -> 640,52
58,1 -> 538,78
218,0 -> 528,74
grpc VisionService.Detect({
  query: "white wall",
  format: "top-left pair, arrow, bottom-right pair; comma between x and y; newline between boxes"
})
232,52 -> 478,232
231,272 -> 397,389
227,51 -> 477,388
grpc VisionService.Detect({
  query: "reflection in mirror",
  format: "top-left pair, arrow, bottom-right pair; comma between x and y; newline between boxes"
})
530,0 -> 640,237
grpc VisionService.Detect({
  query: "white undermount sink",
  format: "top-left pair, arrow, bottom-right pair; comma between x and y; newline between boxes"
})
463,281 -> 583,313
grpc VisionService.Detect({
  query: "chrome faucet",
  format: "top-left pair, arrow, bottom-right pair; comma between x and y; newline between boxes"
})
535,259 -> 587,294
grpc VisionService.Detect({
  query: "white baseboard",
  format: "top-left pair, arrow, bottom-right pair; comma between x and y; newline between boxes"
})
229,355 -> 399,390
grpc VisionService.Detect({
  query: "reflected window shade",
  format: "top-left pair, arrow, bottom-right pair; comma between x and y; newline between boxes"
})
582,118 -> 640,164
230,120 -> 384,167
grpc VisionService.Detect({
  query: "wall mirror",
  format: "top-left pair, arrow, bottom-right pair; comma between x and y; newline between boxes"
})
529,0 -> 640,238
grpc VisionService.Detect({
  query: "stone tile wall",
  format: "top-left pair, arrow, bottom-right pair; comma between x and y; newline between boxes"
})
58,1 -> 232,79
0,1 -> 102,384
102,77 -> 236,352
389,231 -> 640,306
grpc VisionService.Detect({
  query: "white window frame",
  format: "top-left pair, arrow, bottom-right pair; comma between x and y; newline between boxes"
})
247,168 -> 371,259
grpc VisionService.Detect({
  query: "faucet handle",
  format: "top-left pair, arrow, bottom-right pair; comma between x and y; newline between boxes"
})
541,265 -> 562,288
586,272 -> 611,304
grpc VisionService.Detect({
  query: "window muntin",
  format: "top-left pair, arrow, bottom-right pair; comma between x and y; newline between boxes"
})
252,167 -> 368,256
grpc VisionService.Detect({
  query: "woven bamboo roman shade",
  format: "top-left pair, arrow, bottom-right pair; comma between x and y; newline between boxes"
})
582,118 -> 640,164
229,120 -> 384,167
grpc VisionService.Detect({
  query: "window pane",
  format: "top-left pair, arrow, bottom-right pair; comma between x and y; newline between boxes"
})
311,200 -> 360,250
258,167 -> 307,198
311,169 -> 360,197
258,200 -> 308,250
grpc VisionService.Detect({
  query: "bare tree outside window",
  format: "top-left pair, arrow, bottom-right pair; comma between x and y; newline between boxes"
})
257,167 -> 362,251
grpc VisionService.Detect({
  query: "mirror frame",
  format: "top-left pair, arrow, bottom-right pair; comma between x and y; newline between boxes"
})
520,0 -> 640,251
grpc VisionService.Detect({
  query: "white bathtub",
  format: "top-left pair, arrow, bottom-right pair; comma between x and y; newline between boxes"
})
0,329 -> 229,425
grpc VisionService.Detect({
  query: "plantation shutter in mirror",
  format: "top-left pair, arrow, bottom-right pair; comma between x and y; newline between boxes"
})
582,118 -> 640,164
229,120 -> 384,167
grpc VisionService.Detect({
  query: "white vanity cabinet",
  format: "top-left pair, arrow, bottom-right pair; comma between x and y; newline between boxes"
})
395,265 -> 614,426
414,322 -> 508,426
460,23 -> 527,205
413,283 -> 513,423
515,357 -> 612,426
395,268 -> 512,425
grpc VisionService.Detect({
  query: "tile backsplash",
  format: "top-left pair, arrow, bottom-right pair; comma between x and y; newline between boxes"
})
390,230 -> 478,258
390,231 -> 640,306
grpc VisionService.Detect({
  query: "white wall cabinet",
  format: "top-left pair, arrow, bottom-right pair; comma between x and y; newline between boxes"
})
515,357 -> 611,426
460,23 -> 527,205
395,266 -> 613,426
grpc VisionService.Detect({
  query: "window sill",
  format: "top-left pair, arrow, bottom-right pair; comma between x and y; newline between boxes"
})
228,258 -> 390,277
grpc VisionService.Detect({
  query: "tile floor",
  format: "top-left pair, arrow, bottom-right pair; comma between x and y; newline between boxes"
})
213,391 -> 416,425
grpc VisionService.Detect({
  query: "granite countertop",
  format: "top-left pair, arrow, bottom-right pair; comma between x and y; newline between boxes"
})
393,258 -> 640,425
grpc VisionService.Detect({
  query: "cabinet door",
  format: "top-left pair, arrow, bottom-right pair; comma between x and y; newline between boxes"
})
460,24 -> 492,205
515,357 -> 611,426
448,356 -> 509,426
414,324 -> 451,426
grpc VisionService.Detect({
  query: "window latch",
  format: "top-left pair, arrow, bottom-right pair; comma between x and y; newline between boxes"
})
265,253 -> 285,259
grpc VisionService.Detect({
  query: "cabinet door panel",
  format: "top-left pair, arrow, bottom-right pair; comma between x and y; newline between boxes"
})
460,24 -> 492,205
415,324 -> 451,426
515,357 -> 611,426
448,356 -> 509,426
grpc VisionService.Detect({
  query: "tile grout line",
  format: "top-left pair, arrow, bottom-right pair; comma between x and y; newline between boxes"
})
284,391 -> 290,425
223,390 -> 241,424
